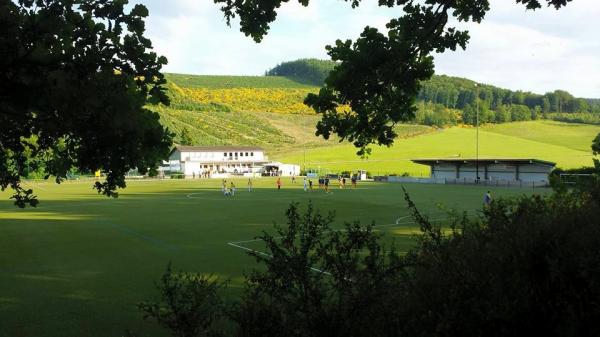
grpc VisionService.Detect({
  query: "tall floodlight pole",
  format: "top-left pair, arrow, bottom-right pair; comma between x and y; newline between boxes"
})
303,118 -> 307,174
475,84 -> 480,182
303,144 -> 306,173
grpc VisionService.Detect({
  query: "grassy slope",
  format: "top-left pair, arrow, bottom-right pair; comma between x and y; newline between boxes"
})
483,120 -> 600,152
155,106 -> 295,148
275,124 -> 599,175
165,73 -> 314,89
0,179 -> 544,337
160,74 -> 599,173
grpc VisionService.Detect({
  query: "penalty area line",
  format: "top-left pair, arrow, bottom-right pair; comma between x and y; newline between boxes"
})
227,212 -> 480,275
226,241 -> 332,276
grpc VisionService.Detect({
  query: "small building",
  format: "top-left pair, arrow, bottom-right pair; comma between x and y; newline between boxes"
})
411,158 -> 556,184
167,146 -> 268,177
263,162 -> 301,177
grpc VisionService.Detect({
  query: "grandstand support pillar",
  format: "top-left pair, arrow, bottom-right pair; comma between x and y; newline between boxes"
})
516,164 -> 520,181
484,165 -> 488,180
456,163 -> 461,179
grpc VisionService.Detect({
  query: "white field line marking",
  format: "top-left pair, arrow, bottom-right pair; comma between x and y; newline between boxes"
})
21,181 -> 49,191
228,214 -> 468,245
395,215 -> 411,225
185,192 -> 332,201
227,212 -> 479,277
227,242 -> 332,276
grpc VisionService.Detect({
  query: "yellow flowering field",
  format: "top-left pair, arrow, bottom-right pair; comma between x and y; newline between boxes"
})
178,87 -> 319,114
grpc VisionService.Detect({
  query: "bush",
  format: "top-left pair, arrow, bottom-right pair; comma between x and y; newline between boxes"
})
546,112 -> 600,125
139,263 -> 226,337
510,104 -> 532,121
170,172 -> 185,179
397,184 -> 600,337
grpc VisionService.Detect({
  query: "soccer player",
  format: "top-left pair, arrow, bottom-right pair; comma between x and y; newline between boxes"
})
309,179 -> 313,191
277,177 -> 282,190
484,191 -> 492,207
247,178 -> 253,192
230,182 -> 236,196
303,177 -> 308,192
292,175 -> 296,184
324,177 -> 329,193
351,176 -> 357,189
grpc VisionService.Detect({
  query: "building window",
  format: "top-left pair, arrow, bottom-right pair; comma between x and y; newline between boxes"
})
235,152 -> 238,157
223,152 -> 227,157
245,152 -> 248,156
251,152 -> 254,156
229,152 -> 232,157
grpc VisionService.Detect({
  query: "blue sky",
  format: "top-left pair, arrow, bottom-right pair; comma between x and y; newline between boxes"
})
138,0 -> 600,98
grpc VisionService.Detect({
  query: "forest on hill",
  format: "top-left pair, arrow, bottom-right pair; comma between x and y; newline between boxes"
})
264,59 -> 600,127
265,59 -> 337,86
267,59 -> 600,113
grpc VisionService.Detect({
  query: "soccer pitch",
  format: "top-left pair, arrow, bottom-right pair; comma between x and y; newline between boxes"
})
0,178 -> 547,337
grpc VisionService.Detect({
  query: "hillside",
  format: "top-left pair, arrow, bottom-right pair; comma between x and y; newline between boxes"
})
275,121 -> 600,175
166,73 -> 315,89
152,73 -> 599,173
265,58 -> 338,86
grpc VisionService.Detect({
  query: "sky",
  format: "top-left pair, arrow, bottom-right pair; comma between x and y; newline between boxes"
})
138,0 -> 600,98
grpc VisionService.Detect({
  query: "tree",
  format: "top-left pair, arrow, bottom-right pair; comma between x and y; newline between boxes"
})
462,104 -> 476,125
542,96 -> 551,113
593,133 -> 600,171
266,58 -> 337,85
532,105 -> 541,120
138,263 -> 226,337
215,0 -> 573,155
510,104 -> 532,121
495,105 -> 512,123
1,0 -> 171,207
180,127 -> 195,146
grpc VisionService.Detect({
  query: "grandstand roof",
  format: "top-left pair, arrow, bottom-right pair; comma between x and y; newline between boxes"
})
412,158 -> 556,166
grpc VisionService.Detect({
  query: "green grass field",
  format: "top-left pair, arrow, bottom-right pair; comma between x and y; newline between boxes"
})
0,179 -> 546,337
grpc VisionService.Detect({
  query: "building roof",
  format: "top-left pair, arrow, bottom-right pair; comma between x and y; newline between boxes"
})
173,145 -> 264,153
412,158 -> 556,167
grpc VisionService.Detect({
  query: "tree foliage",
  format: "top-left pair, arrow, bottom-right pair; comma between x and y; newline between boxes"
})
232,202 -> 402,337
265,58 -> 337,86
180,127 -> 195,146
419,75 -> 598,114
0,0 -> 172,207
215,0 -> 575,155
138,263 -> 226,337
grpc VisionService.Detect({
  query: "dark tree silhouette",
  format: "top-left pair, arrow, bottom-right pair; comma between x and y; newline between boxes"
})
215,0 -> 575,155
0,0 -> 172,207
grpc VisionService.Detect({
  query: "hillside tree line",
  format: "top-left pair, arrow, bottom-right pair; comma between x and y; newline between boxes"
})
265,60 -> 599,128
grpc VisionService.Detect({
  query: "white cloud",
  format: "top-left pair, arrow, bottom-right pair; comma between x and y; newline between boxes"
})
139,0 -> 600,97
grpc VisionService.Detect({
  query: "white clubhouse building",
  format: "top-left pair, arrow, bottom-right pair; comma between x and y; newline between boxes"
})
166,145 -> 300,177
167,146 -> 266,176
